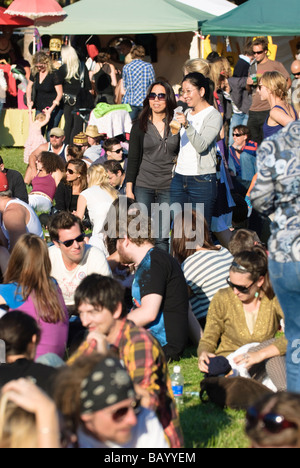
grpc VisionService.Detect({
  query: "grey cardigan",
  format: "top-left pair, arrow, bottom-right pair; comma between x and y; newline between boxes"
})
177,107 -> 223,175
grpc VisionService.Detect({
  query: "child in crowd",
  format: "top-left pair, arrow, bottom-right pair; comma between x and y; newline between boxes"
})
23,105 -> 51,164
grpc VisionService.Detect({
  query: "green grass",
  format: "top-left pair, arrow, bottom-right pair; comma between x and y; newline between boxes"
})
3,147 -> 249,448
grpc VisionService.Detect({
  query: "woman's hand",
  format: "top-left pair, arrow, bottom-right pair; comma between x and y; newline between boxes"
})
175,112 -> 187,127
198,351 -> 216,373
233,350 -> 263,369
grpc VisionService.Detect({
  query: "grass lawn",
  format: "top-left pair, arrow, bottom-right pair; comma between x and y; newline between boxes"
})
2,146 -> 250,448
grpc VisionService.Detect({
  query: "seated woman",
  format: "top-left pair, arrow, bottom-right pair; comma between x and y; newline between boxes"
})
172,210 -> 233,330
228,125 -> 258,192
0,234 -> 69,360
76,164 -> 118,252
28,151 -> 65,213
198,246 -> 287,391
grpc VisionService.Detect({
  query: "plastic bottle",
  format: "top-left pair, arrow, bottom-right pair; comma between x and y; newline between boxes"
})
171,365 -> 184,405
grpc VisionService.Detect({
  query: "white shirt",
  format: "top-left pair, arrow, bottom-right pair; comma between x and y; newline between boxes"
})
48,244 -> 112,306
176,106 -> 216,176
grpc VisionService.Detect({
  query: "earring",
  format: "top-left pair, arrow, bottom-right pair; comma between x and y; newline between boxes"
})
255,291 -> 260,299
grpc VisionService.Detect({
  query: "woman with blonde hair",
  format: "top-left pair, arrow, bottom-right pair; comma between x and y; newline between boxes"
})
76,164 -> 118,252
0,234 -> 69,359
58,45 -> 92,144
259,71 -> 298,139
26,51 -> 63,136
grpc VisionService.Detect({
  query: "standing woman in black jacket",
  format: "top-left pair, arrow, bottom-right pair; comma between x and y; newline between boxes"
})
126,80 -> 179,252
58,46 -> 92,144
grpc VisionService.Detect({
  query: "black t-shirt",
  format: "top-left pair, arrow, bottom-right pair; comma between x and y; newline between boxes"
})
132,248 -> 189,361
0,358 -> 58,396
30,70 -> 62,111
57,63 -> 91,96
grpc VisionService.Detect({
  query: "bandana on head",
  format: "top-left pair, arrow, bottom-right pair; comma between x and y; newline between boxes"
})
80,357 -> 135,414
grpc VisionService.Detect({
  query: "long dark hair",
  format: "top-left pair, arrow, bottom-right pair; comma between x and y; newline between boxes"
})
182,72 -> 212,105
139,80 -> 177,132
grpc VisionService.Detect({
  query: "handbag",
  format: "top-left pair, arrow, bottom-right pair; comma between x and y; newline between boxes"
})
63,93 -> 77,106
200,376 -> 273,411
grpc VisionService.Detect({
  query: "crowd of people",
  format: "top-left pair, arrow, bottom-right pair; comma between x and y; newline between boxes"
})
0,35 -> 299,449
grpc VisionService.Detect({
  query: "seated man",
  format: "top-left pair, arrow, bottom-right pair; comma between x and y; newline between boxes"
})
72,274 -> 184,448
0,155 -> 28,203
103,160 -> 126,195
54,353 -> 169,448
0,173 -> 43,251
48,211 -> 111,311
229,125 -> 258,193
0,311 -> 58,395
92,137 -> 127,171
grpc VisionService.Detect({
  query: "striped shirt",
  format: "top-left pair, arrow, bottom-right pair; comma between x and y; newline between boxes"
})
182,247 -> 233,320
122,59 -> 155,107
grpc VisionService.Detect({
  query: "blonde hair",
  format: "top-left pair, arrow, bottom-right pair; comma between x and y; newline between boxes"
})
61,45 -> 80,82
32,51 -> 54,76
35,112 -> 47,122
87,164 -> 118,200
0,395 -> 38,448
183,58 -> 210,78
209,57 -> 232,89
260,71 -> 288,100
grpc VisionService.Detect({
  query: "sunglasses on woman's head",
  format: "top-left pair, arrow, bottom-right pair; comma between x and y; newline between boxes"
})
246,406 -> 297,434
148,92 -> 166,101
226,277 -> 255,294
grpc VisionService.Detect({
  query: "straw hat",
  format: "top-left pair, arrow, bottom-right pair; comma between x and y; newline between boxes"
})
84,125 -> 103,139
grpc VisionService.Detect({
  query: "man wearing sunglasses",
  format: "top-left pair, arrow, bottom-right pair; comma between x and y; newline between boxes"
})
56,354 -> 168,448
247,37 -> 291,145
48,211 -> 111,312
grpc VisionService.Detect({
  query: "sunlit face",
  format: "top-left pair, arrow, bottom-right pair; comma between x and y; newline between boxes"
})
107,170 -> 123,188
78,301 -> 116,336
149,84 -> 167,115
81,398 -> 138,445
55,223 -> 85,266
228,270 -> 262,303
181,80 -> 204,108
252,45 -> 268,64
258,83 -> 270,101
107,144 -> 123,162
66,163 -> 80,183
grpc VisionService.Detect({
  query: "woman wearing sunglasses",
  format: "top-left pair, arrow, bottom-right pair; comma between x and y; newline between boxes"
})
170,72 -> 223,231
198,246 -> 287,391
126,80 -> 179,252
0,234 -> 69,360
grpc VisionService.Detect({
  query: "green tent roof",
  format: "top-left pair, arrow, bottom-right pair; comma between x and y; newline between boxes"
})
39,0 -> 203,35
202,0 -> 300,37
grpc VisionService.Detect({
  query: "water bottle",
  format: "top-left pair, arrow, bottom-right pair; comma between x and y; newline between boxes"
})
171,365 -> 184,406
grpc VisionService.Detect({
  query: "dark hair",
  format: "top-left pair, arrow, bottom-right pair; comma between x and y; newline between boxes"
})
103,137 -> 121,152
74,274 -> 126,317
172,210 -> 218,264
182,72 -> 210,102
252,36 -> 269,52
139,80 -> 177,132
0,311 -> 41,356
103,160 -> 124,175
233,125 -> 251,139
49,211 -> 84,243
38,151 -> 66,174
231,246 -> 274,299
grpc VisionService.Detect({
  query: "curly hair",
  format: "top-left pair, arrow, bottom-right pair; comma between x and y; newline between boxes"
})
38,151 -> 66,174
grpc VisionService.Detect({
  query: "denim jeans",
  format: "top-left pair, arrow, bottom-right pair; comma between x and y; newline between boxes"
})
229,112 -> 249,146
170,173 -> 217,230
134,186 -> 171,252
268,259 -> 300,393
240,151 -> 257,181
129,105 -> 143,122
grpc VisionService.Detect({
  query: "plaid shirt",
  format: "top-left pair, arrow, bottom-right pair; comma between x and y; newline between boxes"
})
122,59 -> 155,107
111,319 -> 184,448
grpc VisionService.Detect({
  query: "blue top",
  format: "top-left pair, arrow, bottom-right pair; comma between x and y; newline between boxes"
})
263,105 -> 297,139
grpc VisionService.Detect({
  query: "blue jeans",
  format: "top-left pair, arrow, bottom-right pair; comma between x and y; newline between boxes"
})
129,105 -> 143,121
269,259 -> 300,393
240,151 -> 257,181
229,112 -> 249,146
134,186 -> 171,252
170,173 -> 217,230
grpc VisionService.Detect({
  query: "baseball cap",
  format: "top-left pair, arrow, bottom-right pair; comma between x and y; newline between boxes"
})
0,172 -> 9,192
49,127 -> 65,137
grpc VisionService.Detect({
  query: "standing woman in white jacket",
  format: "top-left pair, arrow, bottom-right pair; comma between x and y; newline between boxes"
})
170,72 -> 223,230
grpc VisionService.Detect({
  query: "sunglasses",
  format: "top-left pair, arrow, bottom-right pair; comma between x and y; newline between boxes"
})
112,148 -> 123,154
148,92 -> 166,101
232,133 -> 244,137
246,407 -> 297,434
293,72 -> 300,78
58,233 -> 85,248
253,50 -> 265,55
66,168 -> 77,175
50,135 -> 63,139
111,399 -> 141,423
226,277 -> 255,294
